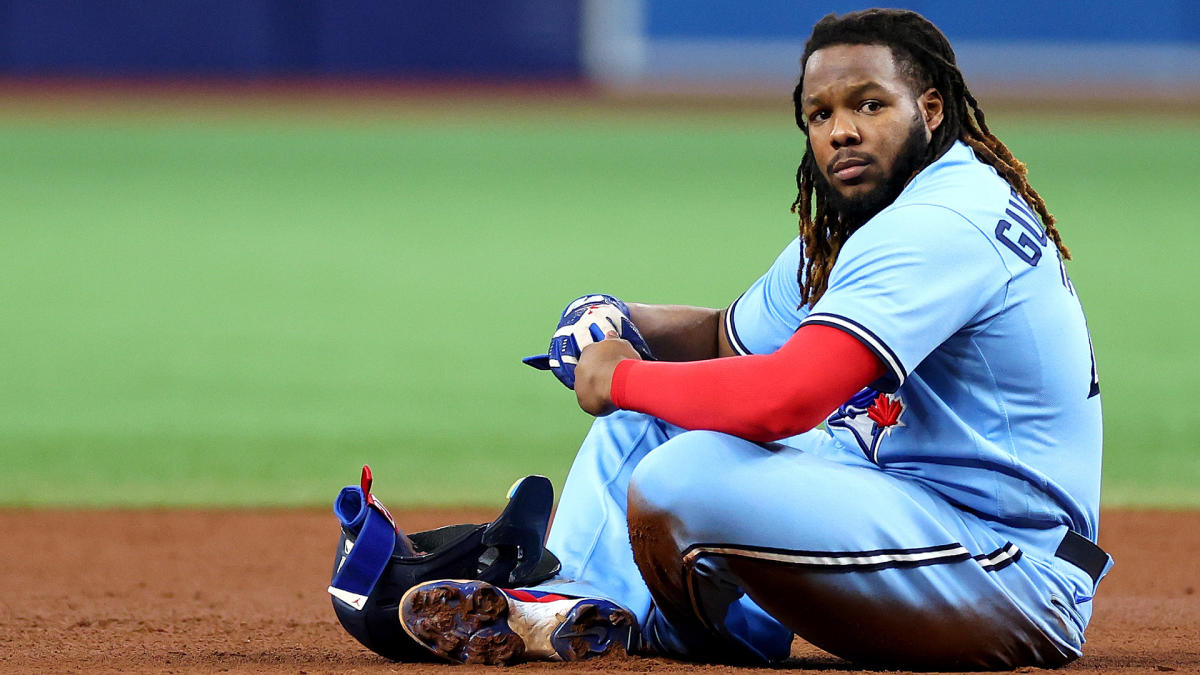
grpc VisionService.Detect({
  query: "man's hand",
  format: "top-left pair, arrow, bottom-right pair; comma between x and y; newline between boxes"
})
575,329 -> 642,416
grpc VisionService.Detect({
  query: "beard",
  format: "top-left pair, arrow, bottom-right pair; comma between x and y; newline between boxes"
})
816,118 -> 931,228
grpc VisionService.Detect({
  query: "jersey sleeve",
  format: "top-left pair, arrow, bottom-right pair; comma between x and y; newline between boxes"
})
802,204 -> 1010,392
725,237 -> 807,355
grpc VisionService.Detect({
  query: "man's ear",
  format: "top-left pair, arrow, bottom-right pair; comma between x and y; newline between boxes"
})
919,88 -> 944,134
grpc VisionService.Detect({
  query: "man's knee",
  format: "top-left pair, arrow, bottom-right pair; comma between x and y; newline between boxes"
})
625,429 -> 761,551
625,435 -> 700,610
625,431 -> 769,662
625,487 -> 684,608
627,477 -> 729,661
627,430 -> 735,510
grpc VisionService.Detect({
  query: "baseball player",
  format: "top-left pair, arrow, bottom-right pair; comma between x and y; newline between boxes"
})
398,9 -> 1110,668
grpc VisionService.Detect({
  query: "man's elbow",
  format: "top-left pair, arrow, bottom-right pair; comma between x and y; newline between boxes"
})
737,402 -> 827,443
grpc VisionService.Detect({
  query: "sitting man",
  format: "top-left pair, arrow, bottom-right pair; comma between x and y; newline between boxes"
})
398,8 -> 1110,669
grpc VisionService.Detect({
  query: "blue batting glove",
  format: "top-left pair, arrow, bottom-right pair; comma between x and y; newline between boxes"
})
523,294 -> 654,389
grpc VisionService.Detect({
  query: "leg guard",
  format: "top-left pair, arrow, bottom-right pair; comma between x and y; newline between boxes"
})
328,466 -> 561,661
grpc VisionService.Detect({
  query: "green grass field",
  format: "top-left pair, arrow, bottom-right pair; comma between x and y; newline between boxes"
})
1,96 -> 1196,508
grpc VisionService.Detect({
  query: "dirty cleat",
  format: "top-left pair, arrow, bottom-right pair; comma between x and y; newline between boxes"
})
399,579 -> 637,665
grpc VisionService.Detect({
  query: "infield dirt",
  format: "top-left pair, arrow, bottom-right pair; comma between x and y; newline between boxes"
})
1,508 -> 1196,674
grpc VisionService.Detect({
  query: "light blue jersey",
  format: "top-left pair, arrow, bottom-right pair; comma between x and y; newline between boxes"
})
727,141 -> 1102,539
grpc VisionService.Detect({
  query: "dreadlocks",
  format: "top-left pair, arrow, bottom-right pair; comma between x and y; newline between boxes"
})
790,9 -> 1069,307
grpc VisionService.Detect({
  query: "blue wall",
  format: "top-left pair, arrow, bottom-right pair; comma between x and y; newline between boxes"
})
646,1 -> 1199,45
624,1 -> 1200,91
1,1 -> 1194,81
0,0 -> 583,77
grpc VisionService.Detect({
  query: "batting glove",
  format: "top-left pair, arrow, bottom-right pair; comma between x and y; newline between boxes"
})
523,294 -> 655,389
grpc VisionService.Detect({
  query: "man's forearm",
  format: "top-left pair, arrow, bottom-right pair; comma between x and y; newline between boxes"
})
627,303 -> 733,362
608,325 -> 885,442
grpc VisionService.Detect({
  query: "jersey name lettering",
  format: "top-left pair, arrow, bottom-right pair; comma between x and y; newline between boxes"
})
993,192 -> 1047,266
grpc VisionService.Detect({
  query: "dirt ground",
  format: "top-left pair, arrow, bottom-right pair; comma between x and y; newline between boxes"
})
0,508 -> 1196,674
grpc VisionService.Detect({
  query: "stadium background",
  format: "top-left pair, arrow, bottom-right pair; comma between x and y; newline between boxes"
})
2,0 -> 1198,511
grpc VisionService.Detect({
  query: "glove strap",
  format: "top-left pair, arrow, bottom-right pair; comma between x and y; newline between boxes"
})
328,466 -> 400,610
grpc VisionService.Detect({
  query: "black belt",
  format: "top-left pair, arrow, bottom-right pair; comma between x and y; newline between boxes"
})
1054,530 -> 1109,585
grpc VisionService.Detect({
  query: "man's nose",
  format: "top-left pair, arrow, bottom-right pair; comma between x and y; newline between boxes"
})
829,112 -> 861,148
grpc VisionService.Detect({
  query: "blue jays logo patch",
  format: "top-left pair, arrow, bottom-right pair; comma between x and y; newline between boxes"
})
826,388 -> 905,462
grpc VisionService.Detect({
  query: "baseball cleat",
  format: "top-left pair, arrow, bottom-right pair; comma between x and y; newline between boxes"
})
398,579 -> 637,665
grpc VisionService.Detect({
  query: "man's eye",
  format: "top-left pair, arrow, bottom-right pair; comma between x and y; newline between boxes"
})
809,111 -> 830,123
860,101 -> 883,113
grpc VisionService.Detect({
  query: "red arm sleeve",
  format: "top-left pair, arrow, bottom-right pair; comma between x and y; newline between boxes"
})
609,324 -> 885,442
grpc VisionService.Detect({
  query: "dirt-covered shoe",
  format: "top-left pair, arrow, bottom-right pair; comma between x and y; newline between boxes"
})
398,579 -> 637,665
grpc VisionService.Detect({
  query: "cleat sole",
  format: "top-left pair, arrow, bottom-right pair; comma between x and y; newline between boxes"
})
400,579 -> 637,665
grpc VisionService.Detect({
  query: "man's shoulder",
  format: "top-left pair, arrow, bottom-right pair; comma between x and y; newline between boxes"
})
865,142 -> 1014,242
893,142 -> 1011,217
844,144 -> 1019,269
